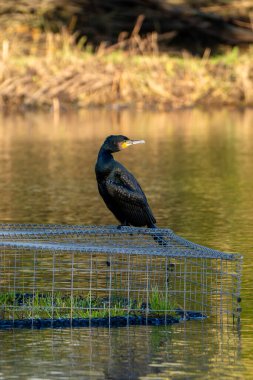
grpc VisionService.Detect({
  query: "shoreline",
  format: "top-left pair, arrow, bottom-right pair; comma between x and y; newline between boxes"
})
0,32 -> 253,113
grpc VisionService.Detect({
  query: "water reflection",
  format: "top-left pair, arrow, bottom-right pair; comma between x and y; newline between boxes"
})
0,322 -> 242,380
0,109 -> 252,244
0,109 -> 252,379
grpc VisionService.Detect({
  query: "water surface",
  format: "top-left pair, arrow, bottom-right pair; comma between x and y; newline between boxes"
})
0,109 -> 252,379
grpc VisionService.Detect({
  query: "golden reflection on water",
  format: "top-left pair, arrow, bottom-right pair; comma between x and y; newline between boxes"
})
0,322 -> 242,380
0,109 -> 252,378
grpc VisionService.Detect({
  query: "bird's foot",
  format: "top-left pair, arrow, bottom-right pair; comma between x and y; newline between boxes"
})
117,222 -> 130,230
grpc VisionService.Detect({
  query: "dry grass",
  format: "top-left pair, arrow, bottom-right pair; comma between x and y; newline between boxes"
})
0,29 -> 253,112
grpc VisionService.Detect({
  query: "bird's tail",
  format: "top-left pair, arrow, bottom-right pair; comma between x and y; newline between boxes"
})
148,224 -> 168,247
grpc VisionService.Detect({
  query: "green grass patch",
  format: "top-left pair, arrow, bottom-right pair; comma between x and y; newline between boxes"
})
0,288 -> 178,321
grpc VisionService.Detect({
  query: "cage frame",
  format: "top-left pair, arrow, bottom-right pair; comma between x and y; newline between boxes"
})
0,224 -> 242,328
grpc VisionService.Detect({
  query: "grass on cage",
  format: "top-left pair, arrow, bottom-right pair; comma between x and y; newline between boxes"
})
0,287 -> 178,320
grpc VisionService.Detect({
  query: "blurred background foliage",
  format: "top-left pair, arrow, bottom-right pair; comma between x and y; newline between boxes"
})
1,0 -> 253,54
1,1 -> 253,111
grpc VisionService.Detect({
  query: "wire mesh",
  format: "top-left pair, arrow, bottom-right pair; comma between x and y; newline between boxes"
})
0,224 -> 242,327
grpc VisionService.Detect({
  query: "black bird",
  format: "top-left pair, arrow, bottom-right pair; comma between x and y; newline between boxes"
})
95,135 -> 157,228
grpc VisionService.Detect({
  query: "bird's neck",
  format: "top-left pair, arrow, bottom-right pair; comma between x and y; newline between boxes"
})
96,147 -> 115,178
98,147 -> 114,162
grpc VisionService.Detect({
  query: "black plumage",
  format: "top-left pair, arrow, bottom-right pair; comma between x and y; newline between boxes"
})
95,135 -> 156,227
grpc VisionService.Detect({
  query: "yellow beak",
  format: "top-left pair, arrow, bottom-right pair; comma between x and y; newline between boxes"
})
121,140 -> 145,149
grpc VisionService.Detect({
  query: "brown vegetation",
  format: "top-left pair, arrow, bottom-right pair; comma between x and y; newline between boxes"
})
0,1 -> 253,112
0,29 -> 253,112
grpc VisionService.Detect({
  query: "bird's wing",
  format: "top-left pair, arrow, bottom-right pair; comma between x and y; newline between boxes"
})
105,168 -> 156,226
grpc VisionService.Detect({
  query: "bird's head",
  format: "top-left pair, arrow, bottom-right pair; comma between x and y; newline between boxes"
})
102,135 -> 145,153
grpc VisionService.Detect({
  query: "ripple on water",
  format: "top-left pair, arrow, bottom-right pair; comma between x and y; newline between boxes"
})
0,109 -> 252,379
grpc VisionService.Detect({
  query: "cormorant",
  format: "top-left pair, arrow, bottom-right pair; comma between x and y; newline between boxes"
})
95,135 -> 157,228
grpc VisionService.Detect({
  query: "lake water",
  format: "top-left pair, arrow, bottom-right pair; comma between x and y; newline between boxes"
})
0,109 -> 252,379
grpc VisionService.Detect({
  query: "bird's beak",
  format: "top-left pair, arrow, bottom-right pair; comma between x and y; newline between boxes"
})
121,139 -> 145,149
131,140 -> 145,145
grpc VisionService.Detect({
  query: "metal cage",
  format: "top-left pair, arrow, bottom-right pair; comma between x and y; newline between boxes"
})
0,224 -> 242,327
